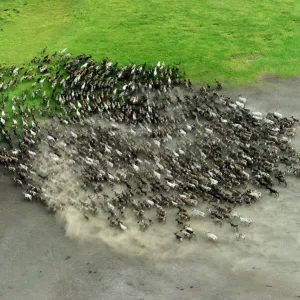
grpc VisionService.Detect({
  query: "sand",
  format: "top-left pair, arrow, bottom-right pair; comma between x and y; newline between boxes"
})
1,76 -> 300,300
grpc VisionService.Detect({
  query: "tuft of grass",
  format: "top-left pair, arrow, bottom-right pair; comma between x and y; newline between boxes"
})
0,0 -> 300,86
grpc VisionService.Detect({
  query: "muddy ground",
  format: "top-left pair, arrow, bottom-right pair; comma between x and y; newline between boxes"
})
1,76 -> 300,300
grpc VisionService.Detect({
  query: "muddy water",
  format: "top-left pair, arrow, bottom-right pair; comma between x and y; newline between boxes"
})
1,77 -> 300,300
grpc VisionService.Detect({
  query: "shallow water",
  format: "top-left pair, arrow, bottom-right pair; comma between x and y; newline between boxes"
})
1,77 -> 300,300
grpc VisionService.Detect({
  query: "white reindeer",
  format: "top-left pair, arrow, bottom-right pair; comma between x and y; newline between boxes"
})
167,181 -> 177,188
19,164 -> 28,171
153,140 -> 161,147
191,208 -> 205,217
106,161 -> 114,168
24,193 -> 32,201
70,131 -> 78,139
204,231 -> 218,242
47,135 -> 55,142
145,199 -> 154,207
179,129 -> 186,136
240,217 -> 252,226
116,149 -> 122,156
238,95 -> 247,103
153,170 -> 161,179
28,150 -> 36,157
132,164 -> 140,172
235,101 -> 245,109
11,149 -> 20,156
49,153 -> 59,161
273,111 -> 282,119
156,162 -> 164,170
119,222 -> 127,231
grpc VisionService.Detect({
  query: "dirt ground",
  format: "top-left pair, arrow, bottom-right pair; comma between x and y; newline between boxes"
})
1,76 -> 300,300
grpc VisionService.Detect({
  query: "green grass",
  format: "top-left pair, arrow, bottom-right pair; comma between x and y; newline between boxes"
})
0,0 -> 300,86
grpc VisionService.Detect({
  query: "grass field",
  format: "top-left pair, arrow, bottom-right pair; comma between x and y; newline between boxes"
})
0,0 -> 300,86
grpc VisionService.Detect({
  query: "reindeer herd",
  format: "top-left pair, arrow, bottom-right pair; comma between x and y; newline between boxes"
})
0,48 -> 299,243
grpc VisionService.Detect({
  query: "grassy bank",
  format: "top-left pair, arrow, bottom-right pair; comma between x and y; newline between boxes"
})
0,0 -> 300,86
